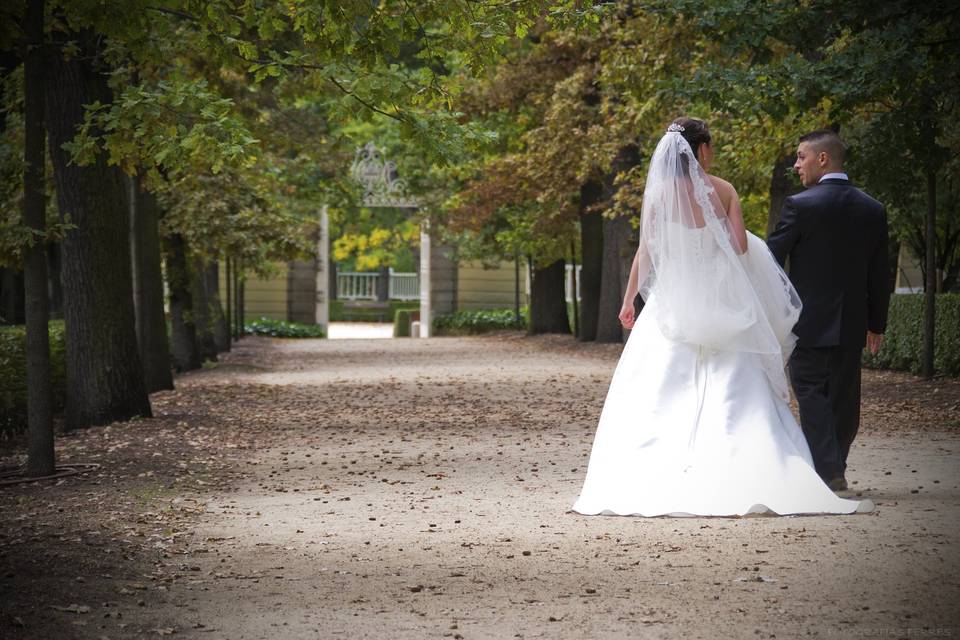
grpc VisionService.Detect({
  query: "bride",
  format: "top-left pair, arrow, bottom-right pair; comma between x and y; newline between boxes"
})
572,118 -> 871,517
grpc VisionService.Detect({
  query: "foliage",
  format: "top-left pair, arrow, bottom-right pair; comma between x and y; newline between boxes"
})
244,317 -> 325,338
846,135 -> 960,293
330,300 -> 418,323
0,321 -> 66,435
0,70 -> 71,267
432,308 -> 526,336
1,0 -> 602,274
443,29 -> 609,266
155,162 -> 315,272
333,213 -> 420,271
649,0 -> 960,244
862,294 -> 960,377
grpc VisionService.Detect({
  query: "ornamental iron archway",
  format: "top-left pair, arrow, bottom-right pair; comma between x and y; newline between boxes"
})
316,143 -> 432,336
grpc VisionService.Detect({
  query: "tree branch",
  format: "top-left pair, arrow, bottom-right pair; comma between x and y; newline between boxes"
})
327,75 -> 406,123
146,6 -> 198,22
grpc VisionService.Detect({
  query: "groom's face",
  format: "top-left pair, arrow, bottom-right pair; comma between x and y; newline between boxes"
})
794,142 -> 825,187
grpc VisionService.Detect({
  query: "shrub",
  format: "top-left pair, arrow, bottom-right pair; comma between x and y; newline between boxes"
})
330,300 -> 419,322
244,317 -> 326,338
862,293 -> 960,377
432,308 -> 526,336
393,309 -> 411,337
0,321 -> 67,435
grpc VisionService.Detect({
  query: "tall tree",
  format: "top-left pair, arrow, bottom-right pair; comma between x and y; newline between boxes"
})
577,179 -> 604,341
129,173 -> 173,392
44,26 -> 150,429
595,143 -> 641,343
165,233 -> 201,372
207,260 -> 230,352
529,258 -> 570,335
191,256 -> 218,362
22,0 -> 53,474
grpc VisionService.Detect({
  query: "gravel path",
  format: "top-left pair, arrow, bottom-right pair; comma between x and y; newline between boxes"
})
2,333 -> 958,639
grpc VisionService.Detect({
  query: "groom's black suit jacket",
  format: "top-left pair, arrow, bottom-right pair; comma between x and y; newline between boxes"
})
767,178 -> 890,350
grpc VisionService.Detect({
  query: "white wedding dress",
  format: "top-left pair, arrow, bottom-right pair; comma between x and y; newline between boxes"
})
572,130 -> 870,517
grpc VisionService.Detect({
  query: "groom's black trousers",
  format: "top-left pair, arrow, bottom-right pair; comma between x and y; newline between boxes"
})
788,346 -> 863,481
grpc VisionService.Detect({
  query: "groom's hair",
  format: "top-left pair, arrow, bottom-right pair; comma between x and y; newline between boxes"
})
799,129 -> 846,166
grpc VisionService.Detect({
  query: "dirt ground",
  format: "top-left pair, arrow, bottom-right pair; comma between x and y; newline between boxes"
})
1,332 -> 959,640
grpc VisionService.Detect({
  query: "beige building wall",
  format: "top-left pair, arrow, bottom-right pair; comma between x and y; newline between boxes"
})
219,256 -> 528,322
219,262 -> 289,321
457,260 -> 528,310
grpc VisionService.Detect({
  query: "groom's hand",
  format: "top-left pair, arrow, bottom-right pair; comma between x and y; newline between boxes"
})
866,331 -> 884,355
619,303 -> 635,329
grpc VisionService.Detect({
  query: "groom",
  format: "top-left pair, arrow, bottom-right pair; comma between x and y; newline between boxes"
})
767,129 -> 890,492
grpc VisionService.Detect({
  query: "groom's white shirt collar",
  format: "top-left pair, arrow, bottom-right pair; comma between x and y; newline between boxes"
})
819,172 -> 849,182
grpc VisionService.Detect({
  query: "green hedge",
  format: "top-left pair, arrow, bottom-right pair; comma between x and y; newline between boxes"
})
244,317 -> 326,338
862,293 -> 960,377
330,300 -> 419,323
432,308 -> 527,336
0,321 -> 67,435
393,309 -> 412,337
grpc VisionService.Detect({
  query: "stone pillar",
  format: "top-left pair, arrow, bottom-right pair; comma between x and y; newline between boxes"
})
315,205 -> 329,333
419,220 -> 431,338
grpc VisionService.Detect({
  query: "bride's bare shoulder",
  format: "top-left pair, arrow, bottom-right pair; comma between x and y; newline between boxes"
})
707,174 -> 738,211
707,174 -> 737,197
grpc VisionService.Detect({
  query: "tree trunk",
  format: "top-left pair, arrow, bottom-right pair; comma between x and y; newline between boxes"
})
766,153 -> 802,236
46,243 -> 62,319
23,0 -> 54,475
192,257 -> 218,362
922,167 -> 937,379
376,265 -> 390,302
596,214 -> 633,343
569,241 -> 579,338
238,265 -> 246,337
596,144 -> 641,344
232,259 -> 242,339
45,28 -> 150,430
208,261 -> 230,352
528,258 -> 570,335
129,174 -> 173,392
577,179 -> 604,341
514,251 -> 522,325
225,257 -> 234,341
165,234 -> 202,372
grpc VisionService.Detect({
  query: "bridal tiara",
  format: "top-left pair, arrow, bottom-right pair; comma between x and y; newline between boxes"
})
667,123 -> 685,133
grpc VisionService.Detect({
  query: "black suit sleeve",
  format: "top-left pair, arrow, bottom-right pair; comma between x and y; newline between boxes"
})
766,195 -> 800,267
867,207 -> 891,334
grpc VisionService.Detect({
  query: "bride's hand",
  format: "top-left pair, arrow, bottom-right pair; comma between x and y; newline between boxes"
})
619,302 -> 635,329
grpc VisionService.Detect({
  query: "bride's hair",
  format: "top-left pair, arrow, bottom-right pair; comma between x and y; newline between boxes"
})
671,117 -> 711,164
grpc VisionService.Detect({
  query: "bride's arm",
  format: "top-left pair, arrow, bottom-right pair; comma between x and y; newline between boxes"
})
709,176 -> 748,254
618,242 -> 649,329
726,189 -> 748,254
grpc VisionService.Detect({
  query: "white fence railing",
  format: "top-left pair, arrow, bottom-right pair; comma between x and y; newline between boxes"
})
337,272 -> 378,300
336,269 -> 419,301
389,270 -> 419,300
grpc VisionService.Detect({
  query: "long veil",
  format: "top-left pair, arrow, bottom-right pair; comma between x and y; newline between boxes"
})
634,129 -> 802,400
